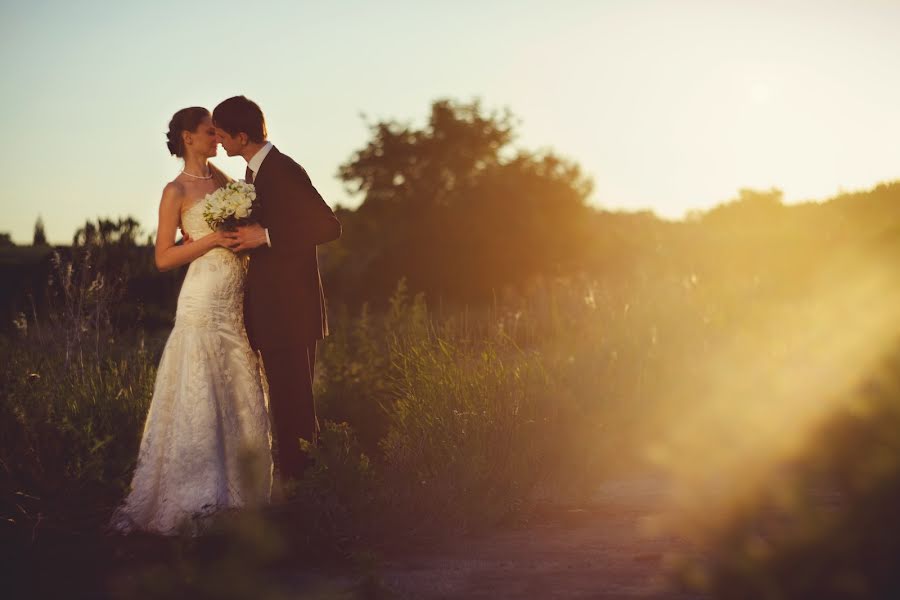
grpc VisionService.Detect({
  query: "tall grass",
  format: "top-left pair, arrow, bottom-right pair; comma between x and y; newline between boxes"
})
379,302 -> 551,530
4,260 -> 641,543
2,257 -> 722,540
9,239 -> 893,539
1,250 -> 158,505
301,280 -> 608,540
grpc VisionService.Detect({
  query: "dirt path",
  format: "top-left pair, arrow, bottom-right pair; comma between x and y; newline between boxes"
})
4,476 -> 708,598
375,477 -> 704,599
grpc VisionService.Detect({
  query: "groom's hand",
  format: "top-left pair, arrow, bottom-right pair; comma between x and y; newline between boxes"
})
224,224 -> 268,252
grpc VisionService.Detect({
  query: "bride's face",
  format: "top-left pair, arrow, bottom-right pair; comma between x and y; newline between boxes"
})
185,116 -> 218,158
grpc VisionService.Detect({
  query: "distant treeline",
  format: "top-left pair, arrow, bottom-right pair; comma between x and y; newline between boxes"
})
2,99 -> 899,333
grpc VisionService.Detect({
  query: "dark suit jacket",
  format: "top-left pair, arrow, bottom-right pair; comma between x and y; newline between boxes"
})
244,146 -> 341,349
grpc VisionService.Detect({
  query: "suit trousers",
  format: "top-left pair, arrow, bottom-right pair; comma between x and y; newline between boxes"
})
258,340 -> 320,481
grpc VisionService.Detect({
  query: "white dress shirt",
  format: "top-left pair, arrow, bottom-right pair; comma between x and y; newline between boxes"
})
247,141 -> 274,247
247,141 -> 273,179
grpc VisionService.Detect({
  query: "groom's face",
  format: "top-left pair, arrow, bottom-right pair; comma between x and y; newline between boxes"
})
215,127 -> 244,157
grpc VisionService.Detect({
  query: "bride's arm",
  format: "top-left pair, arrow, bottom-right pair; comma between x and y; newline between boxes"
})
154,182 -> 226,272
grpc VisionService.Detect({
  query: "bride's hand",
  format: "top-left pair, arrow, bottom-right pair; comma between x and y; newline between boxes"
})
212,230 -> 231,248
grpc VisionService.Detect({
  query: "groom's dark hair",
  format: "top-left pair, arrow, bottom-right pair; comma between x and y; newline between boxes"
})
213,95 -> 267,142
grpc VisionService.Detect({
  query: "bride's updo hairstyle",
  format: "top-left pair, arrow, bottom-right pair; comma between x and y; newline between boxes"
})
166,107 -> 211,157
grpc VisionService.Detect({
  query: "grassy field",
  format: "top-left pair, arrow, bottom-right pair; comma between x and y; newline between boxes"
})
2,202 -> 900,597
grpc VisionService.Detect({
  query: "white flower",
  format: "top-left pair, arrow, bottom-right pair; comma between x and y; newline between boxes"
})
202,182 -> 257,230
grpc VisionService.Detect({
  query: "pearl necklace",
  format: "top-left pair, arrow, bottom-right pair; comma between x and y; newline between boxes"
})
181,169 -> 213,180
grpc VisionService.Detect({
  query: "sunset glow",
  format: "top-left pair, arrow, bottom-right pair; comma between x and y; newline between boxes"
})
1,1 -> 899,242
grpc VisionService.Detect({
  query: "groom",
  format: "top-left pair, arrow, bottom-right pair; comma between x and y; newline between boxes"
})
212,95 -> 342,482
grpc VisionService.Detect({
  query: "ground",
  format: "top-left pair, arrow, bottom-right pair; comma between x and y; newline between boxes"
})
273,477 -> 706,599
376,477 -> 702,599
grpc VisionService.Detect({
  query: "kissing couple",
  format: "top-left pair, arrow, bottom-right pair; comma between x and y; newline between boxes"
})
110,95 -> 341,535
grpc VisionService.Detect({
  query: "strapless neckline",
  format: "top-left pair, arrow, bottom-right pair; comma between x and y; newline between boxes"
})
181,195 -> 216,240
182,199 -> 204,216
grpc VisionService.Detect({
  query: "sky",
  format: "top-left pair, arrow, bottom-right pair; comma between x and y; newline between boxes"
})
1,0 -> 899,244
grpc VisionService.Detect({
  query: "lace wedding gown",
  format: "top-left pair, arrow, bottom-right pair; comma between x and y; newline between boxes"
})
110,199 -> 273,535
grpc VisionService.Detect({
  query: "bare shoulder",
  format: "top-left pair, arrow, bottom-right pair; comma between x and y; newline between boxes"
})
163,179 -> 186,195
160,180 -> 186,208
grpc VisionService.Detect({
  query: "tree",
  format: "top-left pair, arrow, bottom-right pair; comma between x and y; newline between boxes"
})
73,217 -> 142,247
334,98 -> 595,305
701,187 -> 785,226
69,217 -> 154,289
32,217 -> 48,246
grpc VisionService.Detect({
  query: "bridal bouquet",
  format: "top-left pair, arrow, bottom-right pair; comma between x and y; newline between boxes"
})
202,181 -> 257,231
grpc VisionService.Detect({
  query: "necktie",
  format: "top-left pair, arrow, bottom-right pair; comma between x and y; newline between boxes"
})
245,166 -> 254,184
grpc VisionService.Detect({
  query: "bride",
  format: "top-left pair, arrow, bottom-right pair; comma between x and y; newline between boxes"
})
110,107 -> 273,535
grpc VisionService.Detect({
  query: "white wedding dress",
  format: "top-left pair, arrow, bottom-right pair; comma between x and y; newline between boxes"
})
110,199 -> 273,536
